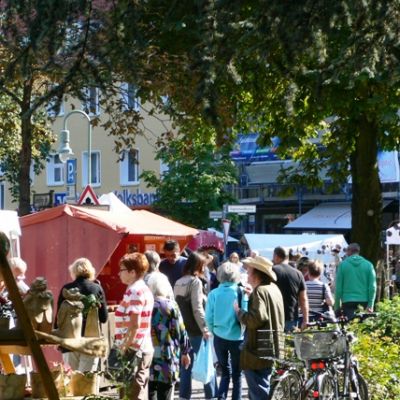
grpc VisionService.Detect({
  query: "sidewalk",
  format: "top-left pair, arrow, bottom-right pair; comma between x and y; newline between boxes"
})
176,375 -> 249,399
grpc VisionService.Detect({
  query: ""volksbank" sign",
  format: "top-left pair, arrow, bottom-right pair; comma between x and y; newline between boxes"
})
114,189 -> 157,206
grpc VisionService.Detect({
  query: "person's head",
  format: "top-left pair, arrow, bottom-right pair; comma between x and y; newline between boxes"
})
9,257 -> 27,279
0,232 -> 10,257
307,259 -> 323,278
183,251 -> 206,276
68,257 -> 96,281
250,250 -> 259,258
346,243 -> 360,256
297,256 -> 310,274
216,261 -> 241,284
242,256 -> 276,288
146,273 -> 172,298
144,250 -> 161,273
273,246 -> 287,264
163,240 -> 180,264
229,252 -> 240,263
119,252 -> 149,285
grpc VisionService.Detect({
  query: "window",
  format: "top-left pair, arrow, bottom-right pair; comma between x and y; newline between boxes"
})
82,151 -> 101,186
120,149 -> 139,185
160,160 -> 169,177
46,154 -> 64,185
121,83 -> 140,112
82,87 -> 100,116
46,98 -> 64,117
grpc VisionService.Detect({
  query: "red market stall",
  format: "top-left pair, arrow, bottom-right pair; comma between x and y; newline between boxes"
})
186,230 -> 224,253
20,204 -> 198,304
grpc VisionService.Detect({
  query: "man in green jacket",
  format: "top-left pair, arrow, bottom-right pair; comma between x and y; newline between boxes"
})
234,256 -> 284,400
335,243 -> 377,319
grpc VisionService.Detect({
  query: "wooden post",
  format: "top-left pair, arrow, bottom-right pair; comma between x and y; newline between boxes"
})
0,236 -> 60,400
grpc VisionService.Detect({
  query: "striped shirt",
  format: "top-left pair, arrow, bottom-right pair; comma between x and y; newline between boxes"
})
115,279 -> 154,353
306,279 -> 332,314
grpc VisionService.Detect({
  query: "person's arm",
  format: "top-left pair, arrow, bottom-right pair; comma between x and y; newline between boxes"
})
367,264 -> 377,311
121,312 -> 140,353
299,289 -> 309,328
205,291 -> 215,334
325,284 -> 334,306
97,285 -> 108,323
236,289 -> 267,329
334,264 -> 343,310
190,278 -> 209,338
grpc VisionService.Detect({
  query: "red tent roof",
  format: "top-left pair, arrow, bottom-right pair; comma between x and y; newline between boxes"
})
187,230 -> 224,253
21,204 -> 198,237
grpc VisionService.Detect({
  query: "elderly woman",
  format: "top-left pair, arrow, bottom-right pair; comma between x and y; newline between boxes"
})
146,272 -> 191,400
205,262 -> 248,400
56,257 -> 108,372
234,256 -> 284,400
115,252 -> 154,399
174,251 -> 218,400
144,250 -> 174,299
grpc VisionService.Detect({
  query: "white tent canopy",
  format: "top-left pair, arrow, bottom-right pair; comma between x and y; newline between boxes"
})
98,192 -> 133,214
243,233 -> 348,265
285,202 -> 352,230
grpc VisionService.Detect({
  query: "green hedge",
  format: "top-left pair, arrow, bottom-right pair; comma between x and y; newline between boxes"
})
351,296 -> 400,399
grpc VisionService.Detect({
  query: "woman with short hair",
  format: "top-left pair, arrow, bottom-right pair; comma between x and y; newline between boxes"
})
205,262 -> 247,400
115,252 -> 154,399
56,257 -> 108,372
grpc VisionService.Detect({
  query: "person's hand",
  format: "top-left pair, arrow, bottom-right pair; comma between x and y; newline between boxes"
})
366,307 -> 374,313
300,321 -> 308,331
181,353 -> 191,369
244,285 -> 252,296
203,330 -> 211,340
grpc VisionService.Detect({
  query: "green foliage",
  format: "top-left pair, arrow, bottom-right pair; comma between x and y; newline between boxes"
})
351,297 -> 400,399
141,120 -> 237,228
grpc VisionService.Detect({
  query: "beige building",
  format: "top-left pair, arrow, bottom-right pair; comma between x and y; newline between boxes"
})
1,86 -> 166,210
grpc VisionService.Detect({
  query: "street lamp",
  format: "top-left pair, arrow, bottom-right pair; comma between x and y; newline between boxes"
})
57,110 -> 92,186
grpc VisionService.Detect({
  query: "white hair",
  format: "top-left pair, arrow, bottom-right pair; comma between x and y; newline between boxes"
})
146,272 -> 174,298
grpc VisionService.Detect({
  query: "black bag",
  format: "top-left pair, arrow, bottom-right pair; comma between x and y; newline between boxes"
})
106,346 -> 141,382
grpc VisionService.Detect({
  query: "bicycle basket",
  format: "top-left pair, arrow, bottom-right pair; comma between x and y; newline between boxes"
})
256,329 -> 285,360
293,330 -> 346,360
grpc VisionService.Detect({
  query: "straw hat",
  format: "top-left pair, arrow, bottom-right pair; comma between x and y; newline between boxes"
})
242,256 -> 277,281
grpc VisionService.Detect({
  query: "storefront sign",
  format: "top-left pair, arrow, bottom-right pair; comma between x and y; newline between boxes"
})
113,189 -> 157,206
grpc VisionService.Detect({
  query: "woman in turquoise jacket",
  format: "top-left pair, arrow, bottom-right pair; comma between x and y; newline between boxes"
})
205,262 -> 248,400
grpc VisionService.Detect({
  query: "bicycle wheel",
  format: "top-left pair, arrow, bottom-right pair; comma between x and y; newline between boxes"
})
350,372 -> 368,400
269,369 -> 302,400
318,372 -> 337,400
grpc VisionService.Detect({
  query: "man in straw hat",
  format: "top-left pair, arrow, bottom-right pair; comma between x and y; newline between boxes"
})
234,255 -> 284,400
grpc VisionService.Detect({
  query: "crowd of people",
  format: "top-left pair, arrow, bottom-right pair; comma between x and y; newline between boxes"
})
0,231 -> 378,400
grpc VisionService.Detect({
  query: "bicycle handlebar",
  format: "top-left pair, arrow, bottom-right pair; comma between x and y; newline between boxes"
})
307,311 -> 377,328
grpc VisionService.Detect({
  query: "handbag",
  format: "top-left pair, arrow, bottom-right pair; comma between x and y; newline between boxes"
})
106,346 -> 141,382
192,339 -> 214,384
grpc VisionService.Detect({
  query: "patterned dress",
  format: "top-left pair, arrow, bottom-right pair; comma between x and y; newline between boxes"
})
150,297 -> 191,384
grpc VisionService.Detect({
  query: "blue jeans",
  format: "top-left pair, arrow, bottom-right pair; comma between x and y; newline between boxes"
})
244,367 -> 272,400
180,335 -> 217,400
213,334 -> 242,400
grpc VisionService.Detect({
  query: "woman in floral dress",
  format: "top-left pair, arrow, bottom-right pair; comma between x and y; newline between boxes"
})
146,272 -> 191,400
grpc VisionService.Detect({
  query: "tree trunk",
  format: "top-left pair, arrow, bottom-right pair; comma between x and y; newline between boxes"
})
18,84 -> 33,216
350,115 -> 382,266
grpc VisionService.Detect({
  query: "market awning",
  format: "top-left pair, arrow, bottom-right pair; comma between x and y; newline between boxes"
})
285,201 -> 392,230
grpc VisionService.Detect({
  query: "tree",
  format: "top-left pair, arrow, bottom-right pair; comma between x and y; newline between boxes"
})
144,1 -> 400,265
141,119 -> 237,228
0,1 -> 147,215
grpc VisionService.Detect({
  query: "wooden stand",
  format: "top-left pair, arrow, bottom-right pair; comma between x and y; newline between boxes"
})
0,246 -> 60,399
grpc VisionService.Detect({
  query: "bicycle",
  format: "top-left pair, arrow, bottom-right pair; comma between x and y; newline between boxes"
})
293,311 -> 375,400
